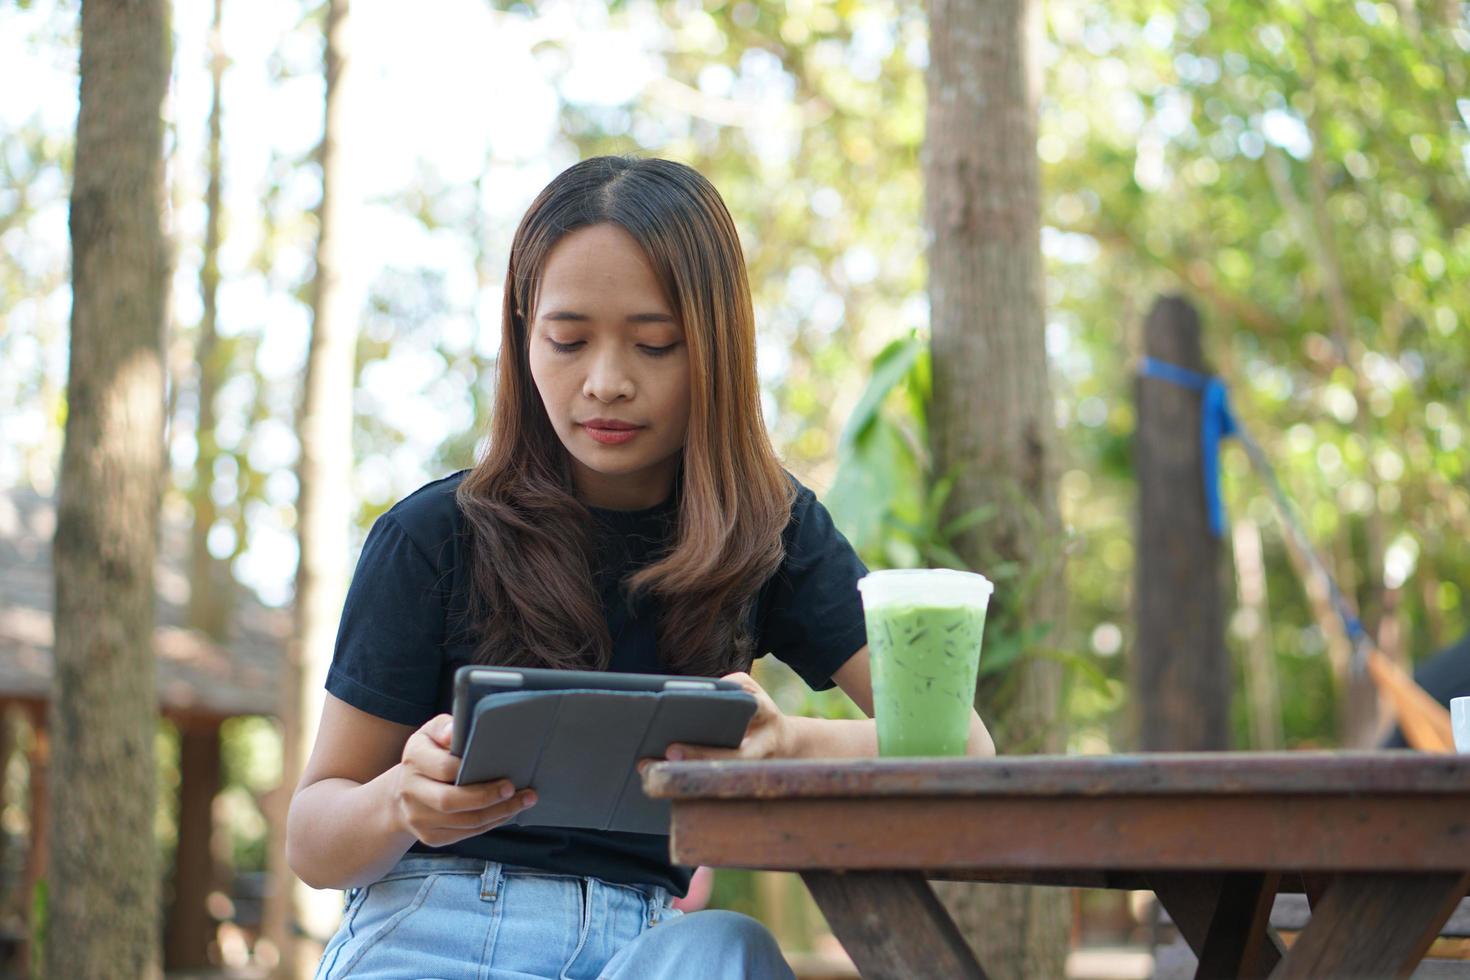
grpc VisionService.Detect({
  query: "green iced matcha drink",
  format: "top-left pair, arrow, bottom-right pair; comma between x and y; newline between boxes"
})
858,569 -> 994,757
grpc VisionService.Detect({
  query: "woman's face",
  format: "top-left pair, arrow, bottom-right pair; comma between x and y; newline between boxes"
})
528,223 -> 692,510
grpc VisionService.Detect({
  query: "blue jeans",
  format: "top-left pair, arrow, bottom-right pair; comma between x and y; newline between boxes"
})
312,854 -> 796,979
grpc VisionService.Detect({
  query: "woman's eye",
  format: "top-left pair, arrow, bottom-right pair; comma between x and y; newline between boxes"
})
547,340 -> 584,354
639,344 -> 678,358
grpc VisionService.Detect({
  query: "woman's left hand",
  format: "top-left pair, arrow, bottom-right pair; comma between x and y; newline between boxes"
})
639,671 -> 793,769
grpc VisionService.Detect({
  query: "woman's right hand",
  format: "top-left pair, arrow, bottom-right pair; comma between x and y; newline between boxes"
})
391,713 -> 537,847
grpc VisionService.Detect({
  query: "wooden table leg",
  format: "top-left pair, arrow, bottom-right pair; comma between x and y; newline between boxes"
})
1197,872 -> 1281,979
1269,872 -> 1470,979
1151,873 -> 1284,979
800,871 -> 987,980
1298,873 -> 1331,911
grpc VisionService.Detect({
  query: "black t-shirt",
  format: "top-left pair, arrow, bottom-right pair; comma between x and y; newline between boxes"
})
325,468 -> 869,897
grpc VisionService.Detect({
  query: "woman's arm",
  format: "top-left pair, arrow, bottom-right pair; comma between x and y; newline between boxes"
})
782,648 -> 877,757
659,647 -> 996,764
286,695 -> 536,890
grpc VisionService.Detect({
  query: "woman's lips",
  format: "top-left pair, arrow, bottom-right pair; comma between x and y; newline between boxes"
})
583,423 -> 643,445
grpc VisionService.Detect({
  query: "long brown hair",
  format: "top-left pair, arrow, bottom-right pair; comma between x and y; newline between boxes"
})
454,157 -> 794,676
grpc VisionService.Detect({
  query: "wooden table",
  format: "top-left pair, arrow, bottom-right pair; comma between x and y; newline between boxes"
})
642,752 -> 1470,979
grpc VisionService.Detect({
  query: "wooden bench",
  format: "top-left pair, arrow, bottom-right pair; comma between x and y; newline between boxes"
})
1154,892 -> 1470,978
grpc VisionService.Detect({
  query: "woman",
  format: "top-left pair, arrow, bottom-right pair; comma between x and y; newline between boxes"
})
287,156 -> 995,979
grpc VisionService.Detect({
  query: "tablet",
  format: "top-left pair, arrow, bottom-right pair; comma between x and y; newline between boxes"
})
450,665 -> 748,755
448,665 -> 757,834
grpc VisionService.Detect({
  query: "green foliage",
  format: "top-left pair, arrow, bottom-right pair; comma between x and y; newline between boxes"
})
825,333 -> 928,563
707,867 -> 759,918
219,716 -> 281,871
155,722 -> 180,863
1042,0 -> 1470,746
29,877 -> 45,980
827,335 -> 1100,749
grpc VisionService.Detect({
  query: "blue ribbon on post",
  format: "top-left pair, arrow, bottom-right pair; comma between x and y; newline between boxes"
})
1140,357 -> 1371,652
1138,356 -> 1238,538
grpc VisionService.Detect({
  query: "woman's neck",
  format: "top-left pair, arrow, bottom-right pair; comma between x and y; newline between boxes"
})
572,457 -> 679,511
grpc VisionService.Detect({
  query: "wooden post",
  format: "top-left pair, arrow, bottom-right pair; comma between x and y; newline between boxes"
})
165,719 -> 223,971
1133,295 -> 1231,751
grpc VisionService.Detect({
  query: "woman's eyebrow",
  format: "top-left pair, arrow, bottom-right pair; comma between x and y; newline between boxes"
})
541,310 -> 676,324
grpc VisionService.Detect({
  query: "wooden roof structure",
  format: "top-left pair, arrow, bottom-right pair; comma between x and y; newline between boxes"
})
0,483 -> 292,971
0,485 -> 286,721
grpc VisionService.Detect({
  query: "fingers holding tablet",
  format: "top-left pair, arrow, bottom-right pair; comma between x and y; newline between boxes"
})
394,713 -> 536,846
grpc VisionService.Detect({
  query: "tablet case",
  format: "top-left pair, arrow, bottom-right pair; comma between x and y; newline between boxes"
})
454,687 -> 757,835
449,665 -> 746,756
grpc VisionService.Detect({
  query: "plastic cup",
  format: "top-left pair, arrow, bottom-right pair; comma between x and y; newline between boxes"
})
1453,697 -> 1469,754
857,569 -> 994,757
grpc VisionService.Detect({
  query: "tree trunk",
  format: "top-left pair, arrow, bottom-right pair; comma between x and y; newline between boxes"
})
923,0 -> 1068,975
261,1 -> 360,975
48,2 -> 170,977
188,0 -> 234,641
1133,296 -> 1231,751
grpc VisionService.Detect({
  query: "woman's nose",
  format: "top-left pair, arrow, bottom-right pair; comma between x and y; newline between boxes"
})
582,350 -> 635,402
